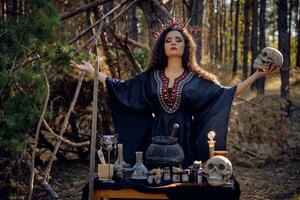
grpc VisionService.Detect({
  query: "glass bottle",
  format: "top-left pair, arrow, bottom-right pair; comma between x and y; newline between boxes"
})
113,143 -> 126,179
197,164 -> 203,186
131,151 -> 147,180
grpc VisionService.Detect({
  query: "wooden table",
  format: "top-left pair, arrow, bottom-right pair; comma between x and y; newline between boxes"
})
94,188 -> 168,200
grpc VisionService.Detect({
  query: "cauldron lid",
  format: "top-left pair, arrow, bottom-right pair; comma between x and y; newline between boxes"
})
152,136 -> 177,145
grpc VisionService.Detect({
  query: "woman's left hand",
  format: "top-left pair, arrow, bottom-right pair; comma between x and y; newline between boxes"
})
254,66 -> 280,79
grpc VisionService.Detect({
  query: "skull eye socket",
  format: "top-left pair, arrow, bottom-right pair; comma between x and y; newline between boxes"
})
262,52 -> 268,57
208,163 -> 214,170
218,164 -> 225,170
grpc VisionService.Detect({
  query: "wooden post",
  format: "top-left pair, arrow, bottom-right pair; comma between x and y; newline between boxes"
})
89,57 -> 99,200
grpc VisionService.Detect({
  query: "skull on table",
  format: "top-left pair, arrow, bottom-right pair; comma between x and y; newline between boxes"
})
204,155 -> 233,186
253,47 -> 283,70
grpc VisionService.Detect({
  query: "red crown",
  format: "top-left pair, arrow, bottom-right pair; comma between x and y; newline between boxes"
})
152,18 -> 199,39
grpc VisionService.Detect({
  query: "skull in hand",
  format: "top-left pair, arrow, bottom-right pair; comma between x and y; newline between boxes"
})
204,156 -> 233,186
253,47 -> 283,70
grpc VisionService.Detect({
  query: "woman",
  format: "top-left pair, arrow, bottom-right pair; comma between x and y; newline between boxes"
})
70,25 -> 278,167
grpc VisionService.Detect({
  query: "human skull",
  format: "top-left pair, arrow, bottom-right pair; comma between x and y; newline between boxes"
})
204,156 -> 233,186
253,47 -> 283,70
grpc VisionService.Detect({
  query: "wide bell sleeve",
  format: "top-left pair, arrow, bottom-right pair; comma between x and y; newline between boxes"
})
105,72 -> 154,165
191,78 -> 237,162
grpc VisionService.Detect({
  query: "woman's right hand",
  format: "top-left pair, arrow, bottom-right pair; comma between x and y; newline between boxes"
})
69,60 -> 95,75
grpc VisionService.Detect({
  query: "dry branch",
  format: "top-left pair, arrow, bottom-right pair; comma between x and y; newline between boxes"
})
26,160 -> 59,199
88,24 -> 103,199
111,30 -> 142,73
100,31 -> 118,78
90,0 -> 130,48
44,72 -> 85,182
42,119 -> 90,147
61,0 -> 109,20
69,18 -> 101,45
29,68 -> 50,200
115,33 -> 151,52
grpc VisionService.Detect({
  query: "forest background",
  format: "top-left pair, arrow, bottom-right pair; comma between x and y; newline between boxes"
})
0,0 -> 299,199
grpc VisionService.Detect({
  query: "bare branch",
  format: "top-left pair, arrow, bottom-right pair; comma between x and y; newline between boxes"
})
89,52 -> 100,200
115,33 -> 151,53
61,0 -> 109,20
69,18 -> 101,45
100,31 -> 118,78
42,119 -> 90,147
111,30 -> 143,73
29,68 -> 50,200
44,72 -> 85,182
26,160 -> 59,199
90,0 -> 131,49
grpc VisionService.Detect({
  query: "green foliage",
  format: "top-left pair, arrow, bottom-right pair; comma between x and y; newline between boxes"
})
134,49 -> 150,70
43,44 -> 87,70
0,71 -> 46,153
0,0 -> 60,71
0,0 -> 86,154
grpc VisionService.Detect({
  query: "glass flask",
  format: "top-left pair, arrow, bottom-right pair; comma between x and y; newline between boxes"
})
113,143 -> 127,179
131,151 -> 147,180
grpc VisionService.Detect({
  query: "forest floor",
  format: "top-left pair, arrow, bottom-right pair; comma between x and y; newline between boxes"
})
50,159 -> 300,200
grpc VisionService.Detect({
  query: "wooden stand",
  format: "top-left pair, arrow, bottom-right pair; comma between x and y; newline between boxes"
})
94,188 -> 168,200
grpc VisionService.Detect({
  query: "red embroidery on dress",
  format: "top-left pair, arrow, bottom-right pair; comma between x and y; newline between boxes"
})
154,70 -> 193,114
160,71 -> 187,109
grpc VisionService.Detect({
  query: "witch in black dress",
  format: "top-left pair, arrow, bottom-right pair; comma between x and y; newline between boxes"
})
70,20 -> 278,167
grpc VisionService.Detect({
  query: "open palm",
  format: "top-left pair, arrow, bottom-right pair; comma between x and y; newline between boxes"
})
69,60 -> 94,75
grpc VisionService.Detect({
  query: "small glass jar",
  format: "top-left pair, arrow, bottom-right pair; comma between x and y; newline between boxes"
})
172,172 -> 181,183
191,161 -> 201,183
197,166 -> 203,186
147,172 -> 154,184
181,169 -> 190,182
122,163 -> 132,179
163,167 -> 171,181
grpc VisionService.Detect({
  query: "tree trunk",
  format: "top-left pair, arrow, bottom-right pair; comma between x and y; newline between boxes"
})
219,0 -> 225,63
137,0 -> 172,45
128,5 -> 138,41
186,0 -> 204,64
209,0 -> 215,63
250,0 -> 258,90
232,0 -> 239,77
288,0 -> 293,65
215,0 -> 220,63
0,1 -> 3,21
296,0 -> 300,68
229,0 -> 234,64
242,0 -> 250,81
223,0 -> 228,63
277,0 -> 290,99
257,0 -> 266,95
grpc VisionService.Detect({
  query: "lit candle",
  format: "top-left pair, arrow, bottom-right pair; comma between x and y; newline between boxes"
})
207,131 -> 216,158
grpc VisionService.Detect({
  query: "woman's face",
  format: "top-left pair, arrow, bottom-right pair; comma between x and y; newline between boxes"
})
164,30 -> 185,57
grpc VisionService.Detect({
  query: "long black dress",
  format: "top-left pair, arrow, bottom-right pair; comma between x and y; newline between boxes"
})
105,69 -> 236,168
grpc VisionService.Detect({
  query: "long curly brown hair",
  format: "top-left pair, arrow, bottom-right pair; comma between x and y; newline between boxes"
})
147,27 -> 219,84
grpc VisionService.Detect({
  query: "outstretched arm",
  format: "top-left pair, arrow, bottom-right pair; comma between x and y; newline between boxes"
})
69,60 -> 107,85
234,66 -> 279,97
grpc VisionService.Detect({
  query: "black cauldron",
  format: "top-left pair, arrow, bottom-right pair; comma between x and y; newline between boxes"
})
145,124 -> 184,168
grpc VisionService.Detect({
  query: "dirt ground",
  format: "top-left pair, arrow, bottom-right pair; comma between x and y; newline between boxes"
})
49,159 -> 300,200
